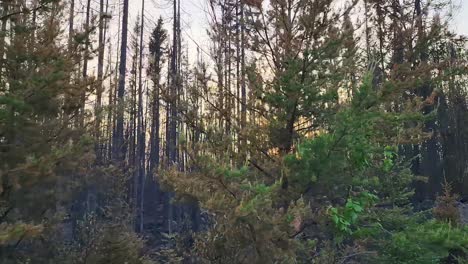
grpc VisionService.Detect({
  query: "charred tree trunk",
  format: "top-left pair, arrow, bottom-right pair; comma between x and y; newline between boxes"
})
95,0 -> 108,163
113,0 -> 129,163
136,0 -> 146,233
68,0 -> 74,52
80,0 -> 91,128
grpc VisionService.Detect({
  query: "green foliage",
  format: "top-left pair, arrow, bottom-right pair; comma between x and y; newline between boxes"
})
0,223 -> 43,246
161,154 -> 310,263
161,68 -> 434,263
433,180 -> 461,224
380,221 -> 468,264
284,74 -> 418,199
2,0 -> 464,263
0,2 -> 149,263
0,2 -> 87,254
284,133 -> 336,185
54,213 -> 153,264
329,192 -> 378,235
223,166 -> 249,180
382,146 -> 397,173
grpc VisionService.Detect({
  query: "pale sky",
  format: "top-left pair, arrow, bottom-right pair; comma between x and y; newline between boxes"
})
137,0 -> 468,64
81,0 -> 468,75
75,0 -> 467,110
452,0 -> 468,36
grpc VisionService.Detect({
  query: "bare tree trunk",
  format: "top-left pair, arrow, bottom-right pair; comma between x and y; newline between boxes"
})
149,72 -> 160,174
0,1 -> 9,82
235,0 -> 240,131
167,0 -> 178,166
149,37 -> 161,175
95,0 -> 108,162
80,0 -> 92,128
226,8 -> 232,135
68,0 -> 74,52
136,0 -> 146,233
363,0 -> 370,62
109,1 -> 122,161
113,0 -> 130,162
165,0 -> 179,234
106,40 -> 113,161
240,1 -> 246,134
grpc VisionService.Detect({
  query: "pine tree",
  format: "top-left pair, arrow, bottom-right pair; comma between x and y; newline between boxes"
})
145,17 -> 168,236
0,1 -> 91,259
160,0 -> 468,262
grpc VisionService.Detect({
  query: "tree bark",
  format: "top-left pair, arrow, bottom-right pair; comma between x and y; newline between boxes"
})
80,0 -> 91,128
113,0 -> 129,162
136,0 -> 146,233
95,0 -> 108,162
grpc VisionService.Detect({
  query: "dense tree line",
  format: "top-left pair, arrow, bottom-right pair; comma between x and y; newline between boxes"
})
0,0 -> 467,263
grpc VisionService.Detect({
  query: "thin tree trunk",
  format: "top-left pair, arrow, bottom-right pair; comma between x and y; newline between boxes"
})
168,0 -> 178,165
165,0 -> 180,234
0,1 -> 9,82
80,0 -> 92,128
68,0 -> 74,52
95,0 -> 106,162
240,0 -> 247,161
107,40 -> 113,161
226,10 -> 232,135
113,0 -> 130,162
236,0 -> 240,131
240,1 -> 246,131
149,58 -> 160,175
136,0 -> 146,233
110,2 -> 122,161
363,0 -> 370,62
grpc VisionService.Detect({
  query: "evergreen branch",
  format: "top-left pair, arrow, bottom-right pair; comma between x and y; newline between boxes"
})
248,159 -> 274,179
339,251 -> 377,264
0,4 -> 46,21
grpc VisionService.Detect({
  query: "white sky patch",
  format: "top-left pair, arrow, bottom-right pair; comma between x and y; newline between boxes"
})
78,0 -> 468,80
451,0 -> 468,36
